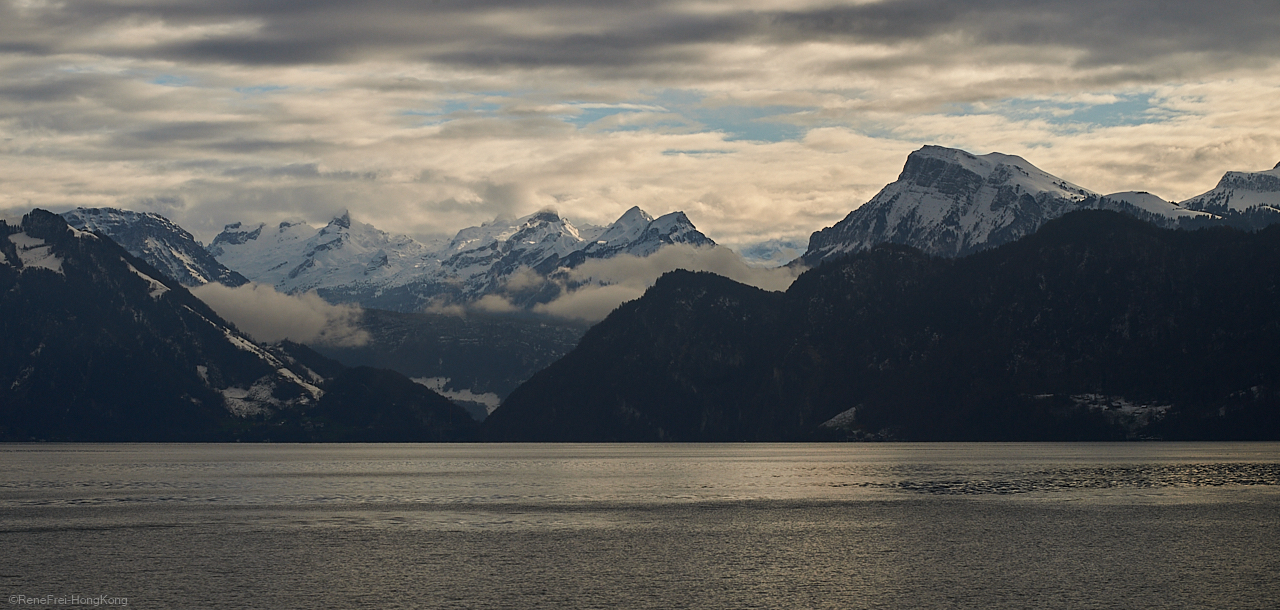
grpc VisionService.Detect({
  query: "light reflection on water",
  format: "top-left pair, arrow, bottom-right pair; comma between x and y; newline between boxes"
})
2,443 -> 1278,507
2,443 -> 1278,609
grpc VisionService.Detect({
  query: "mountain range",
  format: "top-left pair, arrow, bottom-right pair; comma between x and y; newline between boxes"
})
1,210 -> 477,441
484,211 -> 1280,441
18,144 -> 1280,441
60,146 -> 1280,316
799,145 -> 1278,266
207,206 -> 713,311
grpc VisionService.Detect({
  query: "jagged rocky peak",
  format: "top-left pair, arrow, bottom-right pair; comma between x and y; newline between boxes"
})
328,209 -> 352,230
529,208 -> 562,223
209,222 -> 265,252
203,202 -> 718,311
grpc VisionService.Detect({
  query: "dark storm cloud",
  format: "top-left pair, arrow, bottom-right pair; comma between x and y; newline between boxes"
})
765,0 -> 1280,67
0,73 -> 122,104
8,1 -> 1277,78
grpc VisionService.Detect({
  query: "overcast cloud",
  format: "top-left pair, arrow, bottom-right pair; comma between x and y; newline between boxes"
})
2,0 -> 1278,251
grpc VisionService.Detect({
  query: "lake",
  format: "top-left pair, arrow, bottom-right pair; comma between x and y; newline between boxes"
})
2,443 -> 1278,609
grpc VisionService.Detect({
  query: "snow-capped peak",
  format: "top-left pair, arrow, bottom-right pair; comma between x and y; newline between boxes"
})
326,210 -> 352,231
208,211 -> 436,295
801,145 -> 1100,263
593,206 -> 655,246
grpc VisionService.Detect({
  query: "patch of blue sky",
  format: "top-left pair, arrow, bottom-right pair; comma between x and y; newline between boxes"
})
708,113 -> 805,143
565,105 -> 642,128
401,89 -> 812,140
150,74 -> 191,87
400,98 -> 504,125
558,90 -> 807,142
652,89 -> 808,142
945,93 -> 1173,130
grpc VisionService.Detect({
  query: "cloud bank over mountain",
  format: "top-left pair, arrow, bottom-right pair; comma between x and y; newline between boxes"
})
191,283 -> 369,347
534,244 -> 804,321
1,0 -> 1278,252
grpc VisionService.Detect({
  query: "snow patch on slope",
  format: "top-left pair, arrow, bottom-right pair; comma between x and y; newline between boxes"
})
413,377 -> 501,413
126,262 -> 169,298
9,233 -> 64,274
1103,192 -> 1218,220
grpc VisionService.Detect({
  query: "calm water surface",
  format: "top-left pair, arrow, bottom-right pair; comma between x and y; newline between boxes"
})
1,443 -> 1278,609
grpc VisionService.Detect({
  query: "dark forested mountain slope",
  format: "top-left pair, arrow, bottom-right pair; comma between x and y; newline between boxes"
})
487,271 -> 785,441
1,210 -> 476,442
484,211 -> 1280,441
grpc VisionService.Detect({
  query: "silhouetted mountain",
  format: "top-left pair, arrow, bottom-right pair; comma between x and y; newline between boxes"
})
484,211 -> 1280,441
1,210 -> 476,442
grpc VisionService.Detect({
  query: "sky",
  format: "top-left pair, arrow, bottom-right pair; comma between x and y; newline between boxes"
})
2,0 -> 1279,253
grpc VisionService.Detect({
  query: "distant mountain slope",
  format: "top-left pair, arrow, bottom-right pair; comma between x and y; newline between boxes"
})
311,308 -> 589,420
483,211 -> 1280,442
1,210 -> 476,442
1179,162 -> 1280,215
799,146 -> 1239,266
63,207 -> 249,287
208,206 -> 714,311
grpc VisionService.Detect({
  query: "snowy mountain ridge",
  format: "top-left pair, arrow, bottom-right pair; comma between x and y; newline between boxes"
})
800,145 -> 1255,266
208,205 -> 714,311
63,207 -> 249,287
